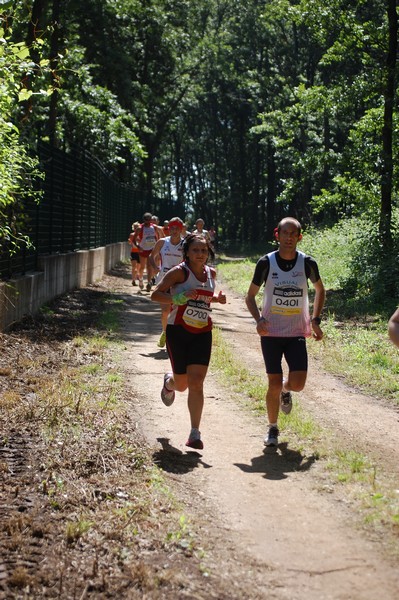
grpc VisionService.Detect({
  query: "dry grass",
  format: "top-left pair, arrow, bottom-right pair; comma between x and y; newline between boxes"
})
0,284 -> 227,599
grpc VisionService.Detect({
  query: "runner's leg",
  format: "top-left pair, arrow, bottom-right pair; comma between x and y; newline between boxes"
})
138,255 -> 146,287
186,364 -> 208,429
167,373 -> 188,393
266,373 -> 283,424
283,371 -> 307,393
161,305 -> 169,332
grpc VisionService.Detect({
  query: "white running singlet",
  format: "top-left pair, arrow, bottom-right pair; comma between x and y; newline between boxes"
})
168,263 -> 215,333
261,251 -> 311,337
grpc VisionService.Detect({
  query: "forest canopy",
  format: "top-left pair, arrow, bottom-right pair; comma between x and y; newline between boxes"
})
1,0 -> 398,254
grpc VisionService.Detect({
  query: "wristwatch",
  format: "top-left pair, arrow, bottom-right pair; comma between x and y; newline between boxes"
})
311,316 -> 321,325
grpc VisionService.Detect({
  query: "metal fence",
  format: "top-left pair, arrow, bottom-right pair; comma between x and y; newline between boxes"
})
0,141 -> 171,279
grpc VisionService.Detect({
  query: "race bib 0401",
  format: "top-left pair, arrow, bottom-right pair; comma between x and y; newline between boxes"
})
271,286 -> 303,315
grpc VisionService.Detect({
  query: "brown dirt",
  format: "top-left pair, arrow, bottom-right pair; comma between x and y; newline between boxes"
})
1,262 -> 399,599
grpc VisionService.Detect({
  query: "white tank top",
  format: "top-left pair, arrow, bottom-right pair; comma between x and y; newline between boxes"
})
139,224 -> 158,251
158,237 -> 183,275
261,251 -> 311,337
168,263 -> 215,332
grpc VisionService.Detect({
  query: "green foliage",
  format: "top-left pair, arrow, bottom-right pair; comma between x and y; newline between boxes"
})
63,0 -> 207,190
302,214 -> 399,315
2,0 -> 399,253
0,21 -> 43,253
300,223 -> 353,291
249,0 -> 392,232
60,48 -> 145,172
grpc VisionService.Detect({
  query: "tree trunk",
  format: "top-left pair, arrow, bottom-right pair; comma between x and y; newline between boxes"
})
48,0 -> 61,146
266,142 -> 276,238
23,0 -> 49,122
379,0 -> 397,243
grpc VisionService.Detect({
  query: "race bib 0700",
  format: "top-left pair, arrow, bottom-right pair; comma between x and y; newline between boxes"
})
182,300 -> 211,328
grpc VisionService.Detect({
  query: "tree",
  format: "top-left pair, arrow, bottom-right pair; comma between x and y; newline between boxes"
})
0,3 -> 43,254
379,0 -> 398,242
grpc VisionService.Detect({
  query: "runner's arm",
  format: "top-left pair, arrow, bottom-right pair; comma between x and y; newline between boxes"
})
207,270 -> 226,303
245,283 -> 262,322
245,282 -> 268,335
132,229 -> 141,248
311,278 -> 325,320
148,239 -> 164,271
310,278 -> 325,341
388,307 -> 399,347
150,266 -> 195,304
156,225 -> 165,239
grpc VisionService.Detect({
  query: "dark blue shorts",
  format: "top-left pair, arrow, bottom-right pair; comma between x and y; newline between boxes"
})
166,324 -> 212,374
260,336 -> 308,374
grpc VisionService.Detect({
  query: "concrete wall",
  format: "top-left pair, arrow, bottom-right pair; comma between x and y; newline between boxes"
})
0,242 -> 130,331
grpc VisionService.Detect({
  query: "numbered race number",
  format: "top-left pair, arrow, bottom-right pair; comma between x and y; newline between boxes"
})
182,301 -> 210,329
271,286 -> 303,316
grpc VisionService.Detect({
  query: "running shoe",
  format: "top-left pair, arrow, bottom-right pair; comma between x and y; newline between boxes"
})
132,280 -> 137,286
186,428 -> 203,450
280,390 -> 292,414
264,426 -> 279,447
146,282 -> 152,292
161,373 -> 175,406
157,331 -> 166,348
139,279 -> 144,290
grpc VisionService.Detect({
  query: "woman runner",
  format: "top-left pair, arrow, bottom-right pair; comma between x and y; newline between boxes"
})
151,234 -> 226,449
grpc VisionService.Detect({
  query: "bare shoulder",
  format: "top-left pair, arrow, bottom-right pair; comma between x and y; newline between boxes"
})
169,264 -> 187,282
155,238 -> 165,250
389,307 -> 399,323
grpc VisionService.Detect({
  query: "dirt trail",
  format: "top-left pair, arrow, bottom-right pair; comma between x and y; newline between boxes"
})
218,285 -> 399,477
113,268 -> 399,600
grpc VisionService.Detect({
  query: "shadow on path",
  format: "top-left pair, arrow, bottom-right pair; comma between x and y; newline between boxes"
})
138,349 -> 169,361
234,442 -> 318,480
152,437 -> 213,474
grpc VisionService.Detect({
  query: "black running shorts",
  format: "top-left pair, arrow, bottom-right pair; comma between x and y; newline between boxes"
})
260,336 -> 308,374
166,324 -> 212,374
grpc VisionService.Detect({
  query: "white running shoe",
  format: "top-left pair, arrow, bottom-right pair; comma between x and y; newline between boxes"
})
186,428 -> 203,450
264,426 -> 279,447
161,373 -> 175,406
280,390 -> 292,414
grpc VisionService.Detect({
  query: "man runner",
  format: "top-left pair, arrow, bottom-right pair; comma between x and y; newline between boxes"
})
245,217 -> 325,448
148,217 -> 185,348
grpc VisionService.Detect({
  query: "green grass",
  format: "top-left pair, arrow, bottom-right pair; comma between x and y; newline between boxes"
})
216,257 -> 258,297
314,317 -> 399,403
211,327 -> 267,412
211,327 -> 322,446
